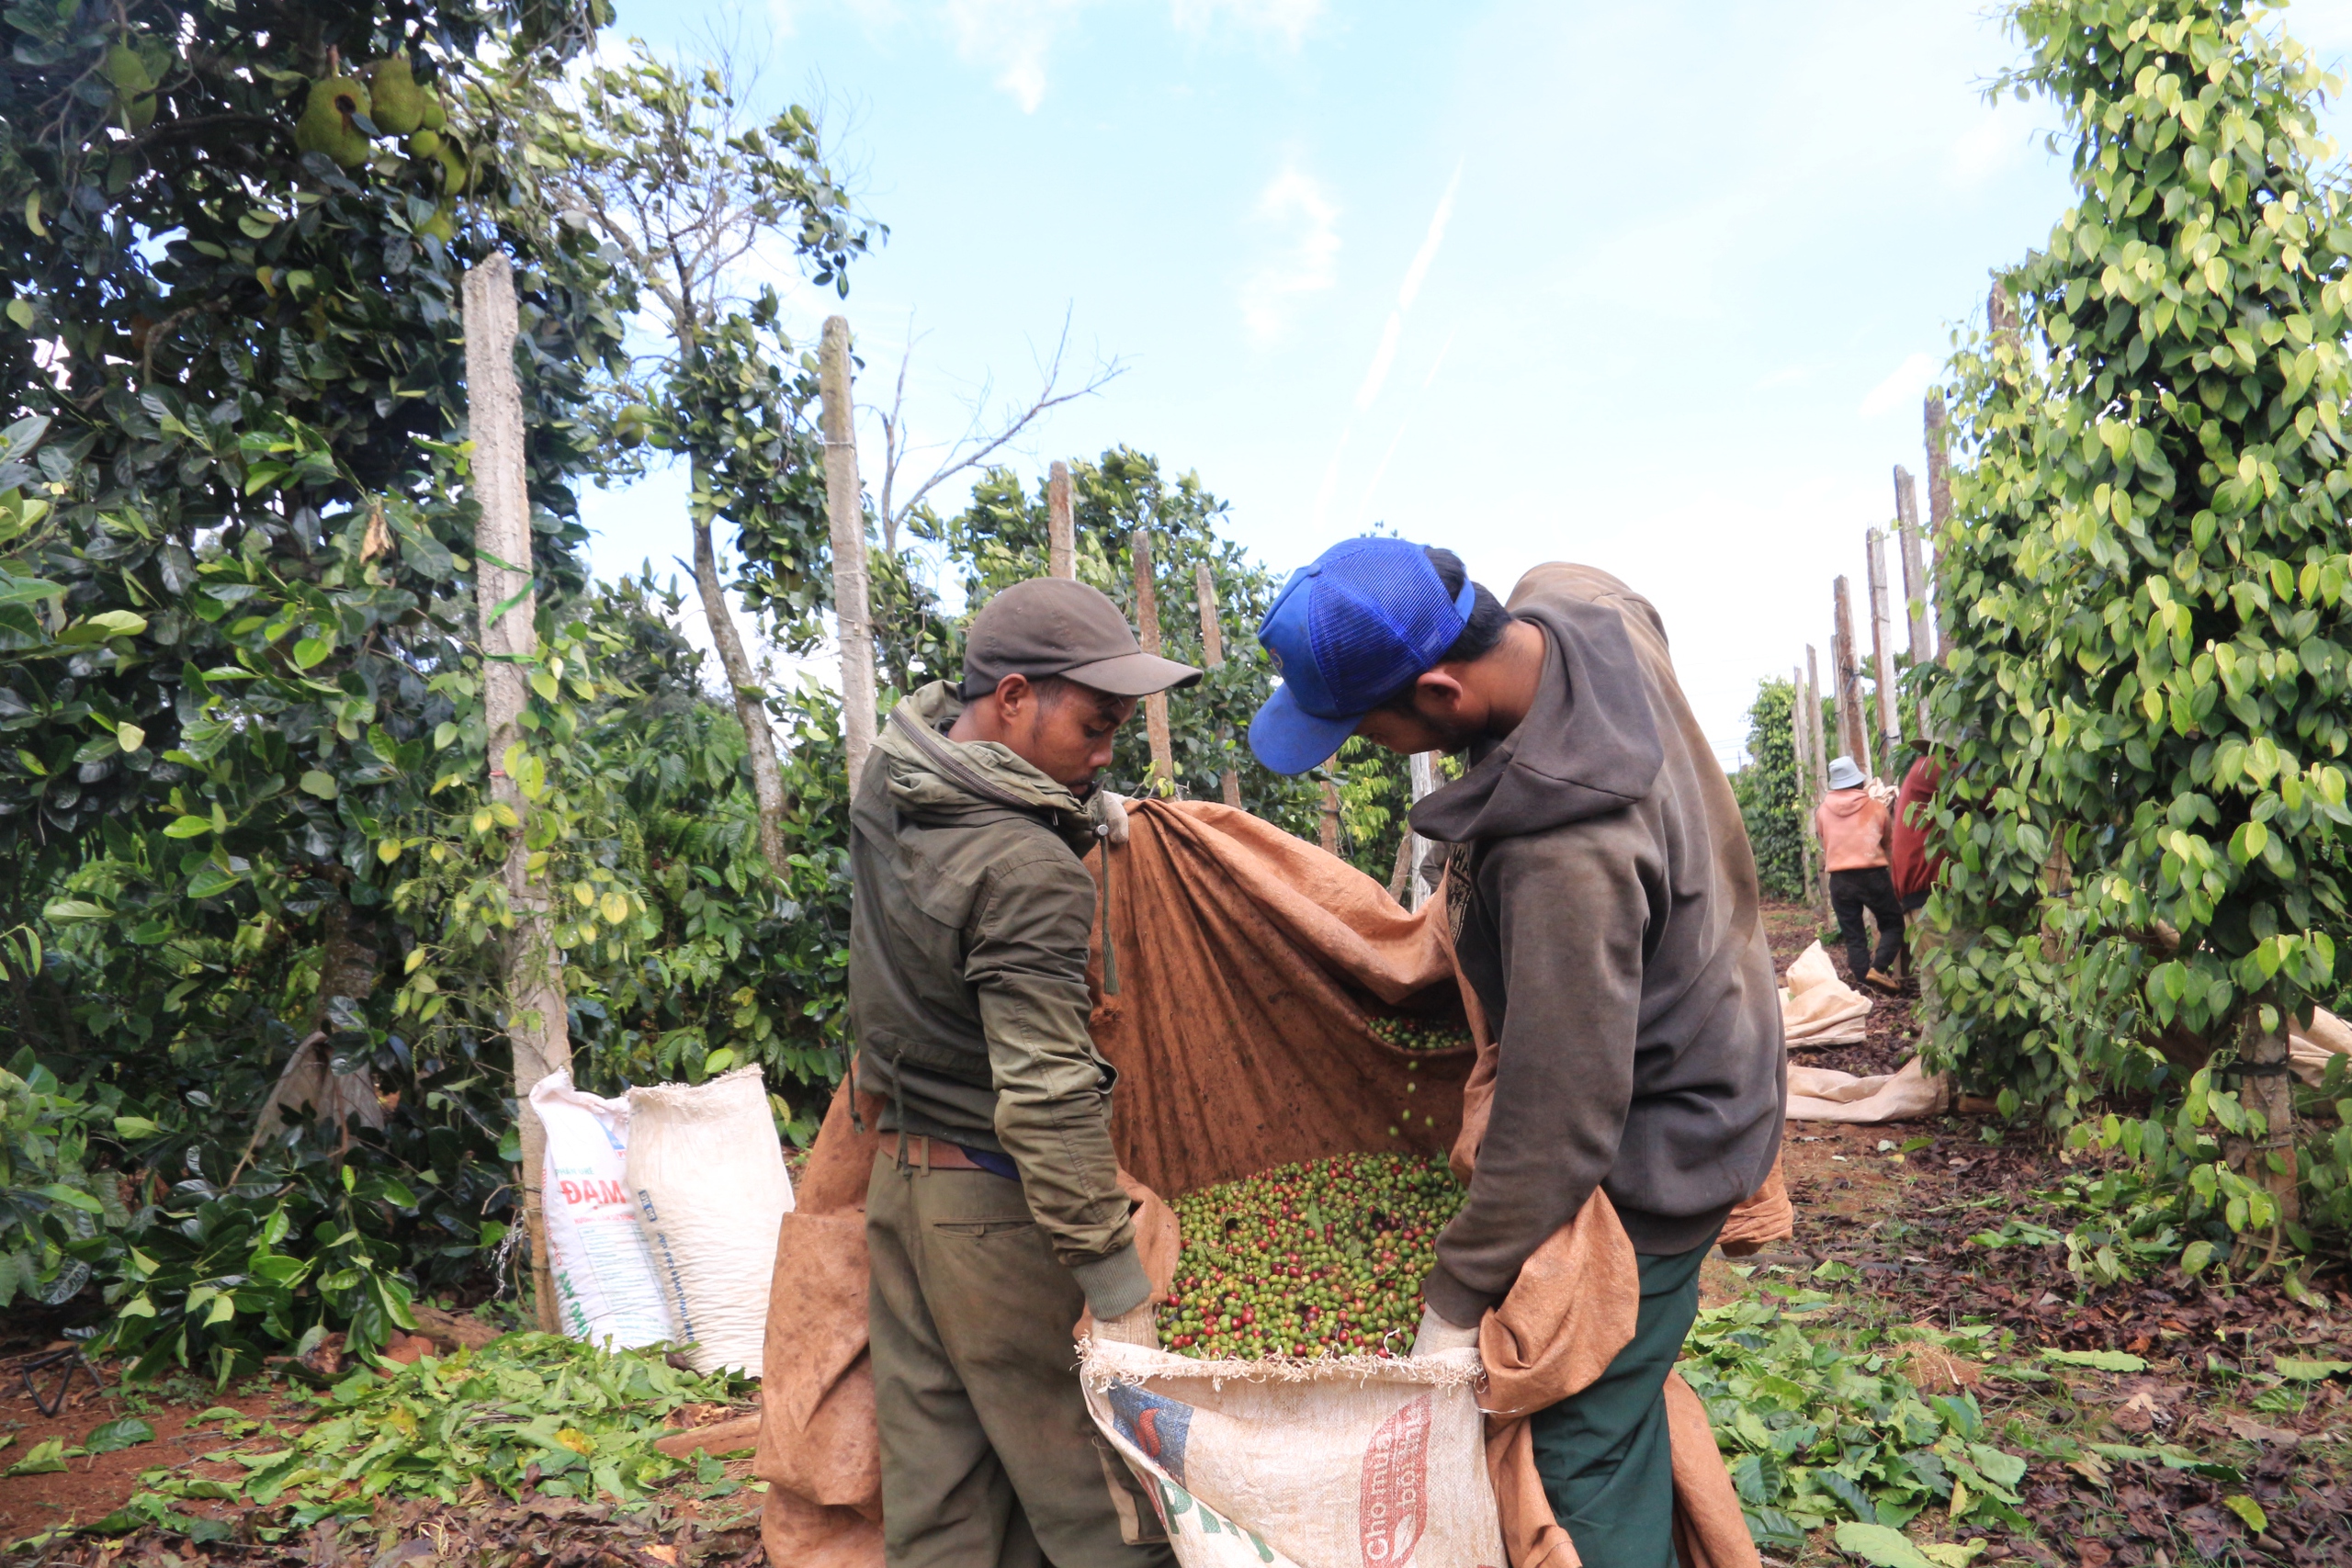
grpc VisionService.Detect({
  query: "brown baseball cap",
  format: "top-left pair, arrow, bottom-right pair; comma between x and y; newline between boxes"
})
961,578 -> 1203,699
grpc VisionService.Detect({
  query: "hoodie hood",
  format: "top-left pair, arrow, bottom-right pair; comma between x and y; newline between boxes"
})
1818,787 -> 1876,821
1408,583 -> 1666,844
876,681 -> 1102,857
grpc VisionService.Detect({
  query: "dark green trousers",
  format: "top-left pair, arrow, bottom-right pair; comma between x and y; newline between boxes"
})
865,1149 -> 1172,1568
1527,1232 -> 1716,1568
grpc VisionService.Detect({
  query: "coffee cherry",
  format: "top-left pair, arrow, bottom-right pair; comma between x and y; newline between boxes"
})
1365,1016 -> 1475,1055
1153,1153 -> 1465,1361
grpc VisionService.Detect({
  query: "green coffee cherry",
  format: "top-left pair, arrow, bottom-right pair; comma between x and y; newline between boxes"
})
1366,1016 -> 1474,1055
1153,1152 -> 1465,1360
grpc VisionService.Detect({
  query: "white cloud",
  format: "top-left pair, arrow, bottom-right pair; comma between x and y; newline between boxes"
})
1170,0 -> 1322,48
1857,351 -> 1934,420
944,0 -> 1094,112
1238,163 -> 1340,342
1352,329 -> 1455,525
1353,162 -> 1460,409
816,0 -> 1317,112
1948,96 -> 2041,189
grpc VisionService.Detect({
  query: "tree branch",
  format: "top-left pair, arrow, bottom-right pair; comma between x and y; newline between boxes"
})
876,306 -> 1125,551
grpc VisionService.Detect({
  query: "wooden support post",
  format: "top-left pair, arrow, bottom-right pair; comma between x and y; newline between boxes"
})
463,255 -> 570,1334
1405,750 -> 1440,910
1792,667 -> 1820,915
1804,645 -> 1834,919
1866,527 -> 1901,762
1831,576 -> 1869,771
1193,563 -> 1242,808
1047,460 -> 1075,581
1894,465 -> 1929,664
1319,778 -> 1342,856
1989,279 -> 2020,351
1132,529 -> 1173,793
820,317 -> 878,788
2233,1003 -> 2302,1229
1924,392 -> 1953,663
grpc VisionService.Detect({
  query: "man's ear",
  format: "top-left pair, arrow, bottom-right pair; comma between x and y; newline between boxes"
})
993,672 -> 1034,718
1413,668 -> 1467,716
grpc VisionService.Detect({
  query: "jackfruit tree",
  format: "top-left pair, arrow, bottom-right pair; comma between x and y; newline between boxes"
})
511,46 -> 872,873
0,0 -> 647,1367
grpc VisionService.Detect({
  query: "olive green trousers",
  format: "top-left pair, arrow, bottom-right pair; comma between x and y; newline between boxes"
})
865,1149 -> 1172,1568
1527,1231 -> 1717,1568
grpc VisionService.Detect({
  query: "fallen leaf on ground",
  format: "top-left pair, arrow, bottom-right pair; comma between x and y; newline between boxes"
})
2218,1414 -> 2301,1447
1833,1521 -> 1938,1568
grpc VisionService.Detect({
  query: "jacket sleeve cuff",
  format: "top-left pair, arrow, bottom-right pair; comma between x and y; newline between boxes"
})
1420,1264 -> 1498,1330
1070,1244 -> 1154,1320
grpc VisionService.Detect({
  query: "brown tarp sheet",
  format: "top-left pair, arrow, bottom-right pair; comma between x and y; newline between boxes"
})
758,799 -> 1785,1567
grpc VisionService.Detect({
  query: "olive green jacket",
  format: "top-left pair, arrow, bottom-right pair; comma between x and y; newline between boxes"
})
847,682 -> 1149,1319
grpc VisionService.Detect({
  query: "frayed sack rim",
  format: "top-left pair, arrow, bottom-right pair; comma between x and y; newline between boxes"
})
1079,1338 -> 1485,1393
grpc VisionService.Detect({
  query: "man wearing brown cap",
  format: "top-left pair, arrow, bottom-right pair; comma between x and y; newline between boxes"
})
852,577 -> 1199,1568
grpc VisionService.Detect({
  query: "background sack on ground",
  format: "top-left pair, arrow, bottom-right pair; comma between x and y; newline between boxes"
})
1082,1339 -> 1499,1568
757,802 -> 1779,1568
1780,941 -> 1871,1045
628,1064 -> 796,1374
2290,1006 -> 2352,1086
530,1070 -> 673,1350
1785,1057 -> 1950,1123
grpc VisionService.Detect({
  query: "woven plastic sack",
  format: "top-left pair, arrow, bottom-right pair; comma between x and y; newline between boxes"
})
1779,941 -> 1870,1046
627,1065 -> 796,1373
1081,1340 -> 1502,1568
529,1071 -> 673,1350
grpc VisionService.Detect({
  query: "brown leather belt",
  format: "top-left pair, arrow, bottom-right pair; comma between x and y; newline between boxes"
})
895,1134 -> 988,1173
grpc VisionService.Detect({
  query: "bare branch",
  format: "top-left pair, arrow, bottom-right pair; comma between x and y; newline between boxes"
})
873,305 -> 1125,552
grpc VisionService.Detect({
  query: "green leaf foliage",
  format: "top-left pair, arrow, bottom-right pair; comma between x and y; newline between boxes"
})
1680,1294 -> 2030,1550
83,1416 -> 156,1455
1834,1521 -> 1940,1568
2040,1347 -> 2150,1372
130,1334 -> 743,1525
1734,676 -> 1811,900
1920,0 -> 2352,1266
0,1049 -> 126,1312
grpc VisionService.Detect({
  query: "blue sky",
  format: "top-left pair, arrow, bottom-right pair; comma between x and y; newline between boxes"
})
583,0 -> 2352,766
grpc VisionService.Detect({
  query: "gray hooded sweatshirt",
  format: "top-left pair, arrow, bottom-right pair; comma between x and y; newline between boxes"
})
1411,564 -> 1786,1327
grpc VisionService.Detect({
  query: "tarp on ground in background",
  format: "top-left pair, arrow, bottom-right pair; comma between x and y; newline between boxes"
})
2292,1007 -> 2352,1087
757,799 -> 1781,1568
1780,941 -> 1871,1046
1785,1057 -> 1951,1124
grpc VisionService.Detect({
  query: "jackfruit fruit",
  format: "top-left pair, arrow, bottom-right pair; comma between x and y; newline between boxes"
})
124,95 -> 155,133
103,44 -> 153,95
364,54 -> 426,135
408,130 -> 442,158
419,202 -> 456,244
294,74 -> 372,169
435,141 -> 469,194
419,91 -> 447,132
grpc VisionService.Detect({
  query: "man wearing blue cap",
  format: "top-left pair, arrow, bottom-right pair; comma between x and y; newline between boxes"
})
1250,541 -> 1785,1568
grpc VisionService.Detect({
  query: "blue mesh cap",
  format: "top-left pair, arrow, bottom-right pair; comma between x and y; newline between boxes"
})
1248,537 -> 1478,775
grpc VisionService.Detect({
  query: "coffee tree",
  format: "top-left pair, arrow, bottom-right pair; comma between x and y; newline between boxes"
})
1925,0 -> 2352,1273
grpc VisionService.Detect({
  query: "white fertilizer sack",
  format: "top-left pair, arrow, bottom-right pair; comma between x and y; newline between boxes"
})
1081,1340 -> 1504,1568
529,1072 -> 673,1350
626,1065 -> 795,1374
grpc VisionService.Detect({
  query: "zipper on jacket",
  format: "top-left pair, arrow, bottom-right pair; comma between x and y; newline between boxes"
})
1095,820 -> 1119,996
